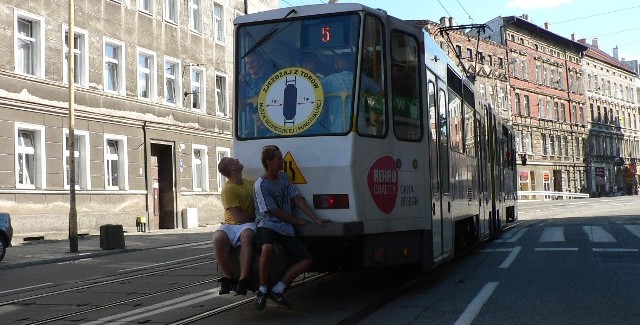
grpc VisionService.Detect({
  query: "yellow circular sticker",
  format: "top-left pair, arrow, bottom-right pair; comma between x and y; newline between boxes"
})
257,67 -> 324,135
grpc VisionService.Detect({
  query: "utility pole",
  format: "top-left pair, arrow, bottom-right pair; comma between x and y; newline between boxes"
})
68,0 -> 78,253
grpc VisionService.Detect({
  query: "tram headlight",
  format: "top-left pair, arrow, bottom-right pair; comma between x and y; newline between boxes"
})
313,194 -> 349,209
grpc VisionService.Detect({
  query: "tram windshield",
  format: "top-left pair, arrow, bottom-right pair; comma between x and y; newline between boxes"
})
236,14 -> 372,139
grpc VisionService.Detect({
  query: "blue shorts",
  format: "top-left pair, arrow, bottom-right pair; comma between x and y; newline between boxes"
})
255,227 -> 312,264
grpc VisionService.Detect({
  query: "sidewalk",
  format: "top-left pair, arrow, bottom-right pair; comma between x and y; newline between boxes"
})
0,225 -> 218,270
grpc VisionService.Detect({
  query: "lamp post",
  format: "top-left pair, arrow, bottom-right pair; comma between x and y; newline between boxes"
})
68,0 -> 78,253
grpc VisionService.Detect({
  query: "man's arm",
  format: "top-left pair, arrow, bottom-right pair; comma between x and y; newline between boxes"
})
226,206 -> 254,224
268,207 -> 306,226
293,196 -> 329,225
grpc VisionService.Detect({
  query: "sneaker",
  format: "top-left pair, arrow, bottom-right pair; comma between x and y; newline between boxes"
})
219,277 -> 232,295
255,290 -> 267,310
235,279 -> 248,296
268,291 -> 292,309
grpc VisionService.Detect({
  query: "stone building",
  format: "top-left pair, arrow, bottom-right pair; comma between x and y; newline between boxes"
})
481,16 -> 589,195
577,38 -> 639,196
0,0 -> 278,237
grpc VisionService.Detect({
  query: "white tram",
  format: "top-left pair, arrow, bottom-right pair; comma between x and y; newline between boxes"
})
233,3 -> 517,272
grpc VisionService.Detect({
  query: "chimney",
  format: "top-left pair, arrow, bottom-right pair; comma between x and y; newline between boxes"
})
544,22 -> 550,30
571,33 -> 576,42
613,46 -> 619,60
449,17 -> 456,27
592,38 -> 599,48
577,38 -> 587,45
440,17 -> 448,27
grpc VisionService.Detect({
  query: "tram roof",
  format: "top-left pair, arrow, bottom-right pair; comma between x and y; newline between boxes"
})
234,3 -> 391,25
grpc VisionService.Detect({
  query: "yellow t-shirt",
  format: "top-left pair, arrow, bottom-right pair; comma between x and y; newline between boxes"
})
221,178 -> 255,225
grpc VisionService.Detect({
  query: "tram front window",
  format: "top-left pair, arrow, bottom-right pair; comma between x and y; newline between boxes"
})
236,14 -> 364,139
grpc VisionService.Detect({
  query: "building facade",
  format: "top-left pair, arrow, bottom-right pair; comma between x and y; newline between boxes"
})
1,0 -> 277,237
482,16 -> 589,195
578,38 -> 639,195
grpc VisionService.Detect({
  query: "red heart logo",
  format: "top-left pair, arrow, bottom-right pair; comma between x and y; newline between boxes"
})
367,156 -> 398,214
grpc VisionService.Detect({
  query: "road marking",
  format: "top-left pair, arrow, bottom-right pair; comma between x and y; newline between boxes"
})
454,282 -> 499,325
582,226 -> 616,242
623,225 -> 640,239
539,227 -> 564,242
479,248 -> 514,253
506,228 -> 528,243
157,241 -> 211,250
82,289 -> 217,325
0,283 -> 53,295
499,246 -> 521,268
592,248 -> 639,252
535,247 -> 578,251
117,253 -> 213,272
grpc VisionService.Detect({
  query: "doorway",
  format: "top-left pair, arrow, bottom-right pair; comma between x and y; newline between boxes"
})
151,143 -> 176,229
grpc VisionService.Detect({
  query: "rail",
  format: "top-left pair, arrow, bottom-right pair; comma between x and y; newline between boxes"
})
517,191 -> 589,201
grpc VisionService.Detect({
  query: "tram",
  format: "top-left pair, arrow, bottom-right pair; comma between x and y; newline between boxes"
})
233,3 -> 517,272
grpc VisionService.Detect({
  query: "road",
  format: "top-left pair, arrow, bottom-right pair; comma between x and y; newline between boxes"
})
1,196 -> 639,324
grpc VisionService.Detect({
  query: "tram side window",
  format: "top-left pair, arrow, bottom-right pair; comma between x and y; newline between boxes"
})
391,31 -> 422,141
464,103 -> 475,157
357,15 -> 386,137
448,90 -> 463,152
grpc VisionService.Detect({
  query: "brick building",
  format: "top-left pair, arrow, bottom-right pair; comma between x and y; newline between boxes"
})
0,0 -> 278,237
481,16 -> 589,195
416,19 -> 511,125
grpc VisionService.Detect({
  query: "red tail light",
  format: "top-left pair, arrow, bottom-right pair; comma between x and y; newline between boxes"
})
313,194 -> 349,209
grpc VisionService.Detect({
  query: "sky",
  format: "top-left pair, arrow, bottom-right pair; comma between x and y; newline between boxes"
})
279,0 -> 640,62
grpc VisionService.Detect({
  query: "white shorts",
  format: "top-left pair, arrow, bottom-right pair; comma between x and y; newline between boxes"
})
216,223 -> 256,247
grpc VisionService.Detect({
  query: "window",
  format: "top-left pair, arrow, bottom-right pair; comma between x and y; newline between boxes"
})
550,135 -> 556,156
138,0 -> 153,14
466,48 -> 473,60
542,134 -> 548,155
523,95 -> 530,116
164,57 -> 181,106
14,11 -> 45,77
104,135 -> 128,190
63,26 -> 88,86
192,144 -> 209,191
103,38 -> 126,94
524,132 -> 532,154
391,32 -> 421,141
137,48 -> 157,100
189,0 -> 202,33
498,57 -> 504,68
522,60 -> 528,80
215,73 -> 228,116
455,45 -> 462,57
213,3 -> 225,43
164,0 -> 178,23
15,124 -> 46,189
63,130 -> 90,190
190,66 -> 205,112
216,147 -> 230,192
539,97 -> 545,119
514,93 -> 521,115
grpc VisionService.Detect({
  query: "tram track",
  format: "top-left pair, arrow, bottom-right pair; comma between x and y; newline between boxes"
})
167,272 -> 331,325
0,254 -> 215,306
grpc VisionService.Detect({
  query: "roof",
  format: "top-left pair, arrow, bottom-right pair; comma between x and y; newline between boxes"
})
502,16 -> 588,53
581,43 -> 636,75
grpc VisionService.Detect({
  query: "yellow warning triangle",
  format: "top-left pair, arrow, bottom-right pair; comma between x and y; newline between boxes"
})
283,152 -> 307,184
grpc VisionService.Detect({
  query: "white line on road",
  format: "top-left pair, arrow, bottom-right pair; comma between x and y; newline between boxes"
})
534,247 -> 578,251
582,226 -> 616,242
506,228 -> 528,243
539,227 -> 565,242
157,241 -> 211,250
623,225 -> 640,239
499,246 -> 521,268
592,248 -> 639,252
0,283 -> 54,295
454,282 -> 499,325
479,248 -> 515,253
